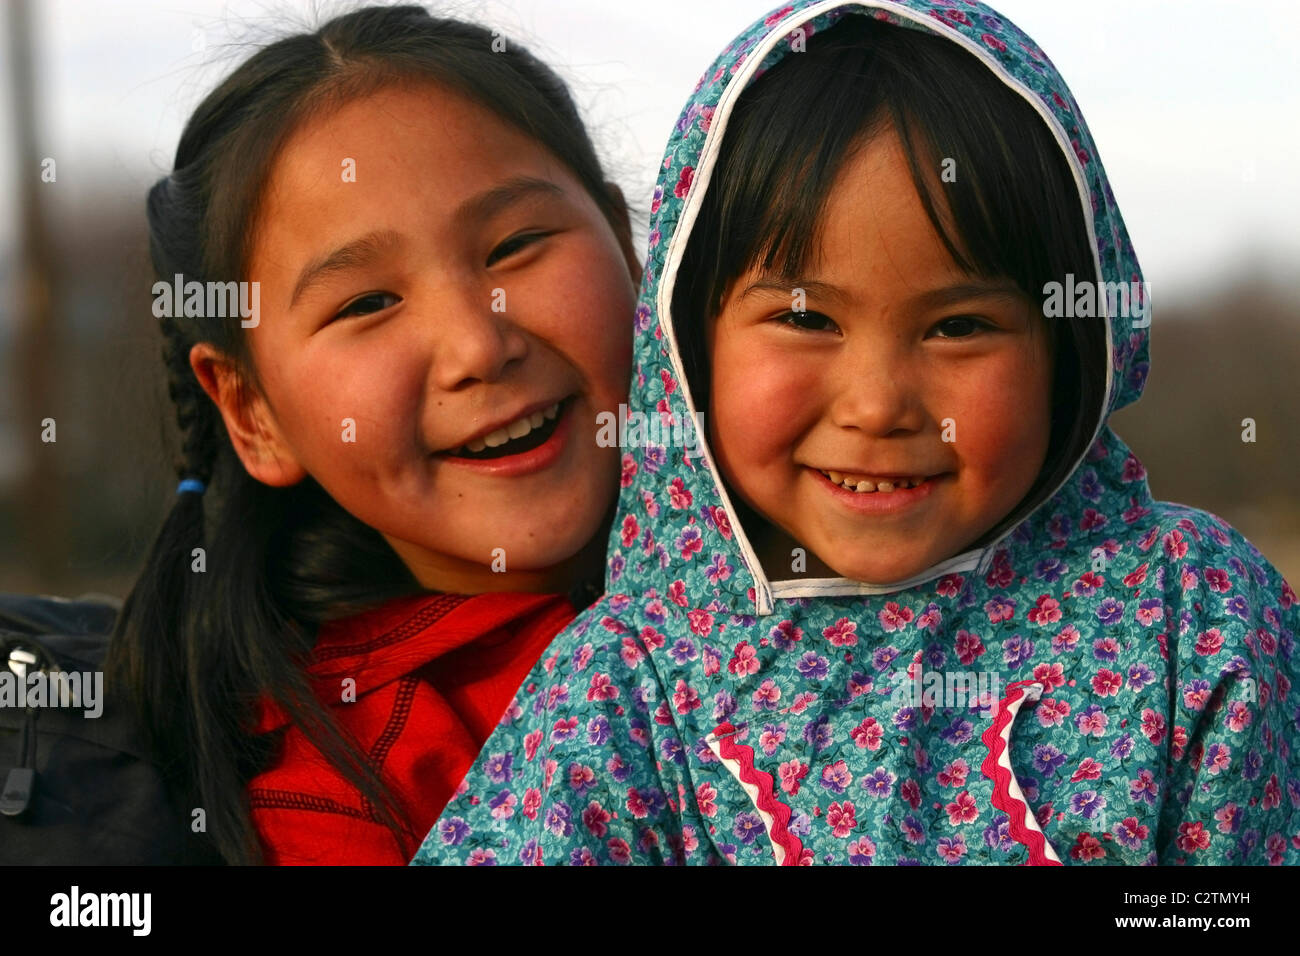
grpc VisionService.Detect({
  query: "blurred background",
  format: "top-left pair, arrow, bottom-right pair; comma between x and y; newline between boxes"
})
1,0 -> 1297,597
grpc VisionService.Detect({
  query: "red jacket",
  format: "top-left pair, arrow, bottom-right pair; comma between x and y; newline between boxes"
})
248,591 -> 577,865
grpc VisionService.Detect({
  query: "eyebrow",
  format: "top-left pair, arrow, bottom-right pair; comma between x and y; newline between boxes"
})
290,229 -> 405,308
735,276 -> 1025,310
288,177 -> 567,308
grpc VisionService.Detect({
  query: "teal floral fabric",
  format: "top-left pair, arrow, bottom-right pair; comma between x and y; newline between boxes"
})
412,0 -> 1299,865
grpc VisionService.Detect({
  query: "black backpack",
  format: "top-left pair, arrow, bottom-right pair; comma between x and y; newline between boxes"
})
0,593 -> 219,864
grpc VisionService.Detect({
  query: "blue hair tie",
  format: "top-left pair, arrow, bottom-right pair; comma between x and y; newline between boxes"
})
177,477 -> 207,496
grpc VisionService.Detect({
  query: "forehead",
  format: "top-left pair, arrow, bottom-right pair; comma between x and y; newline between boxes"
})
249,81 -> 572,261
813,127 -> 962,283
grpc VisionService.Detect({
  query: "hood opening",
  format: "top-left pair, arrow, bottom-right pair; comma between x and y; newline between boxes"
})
651,1 -> 1119,614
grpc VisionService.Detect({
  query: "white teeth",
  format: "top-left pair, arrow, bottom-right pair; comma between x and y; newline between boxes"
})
454,400 -> 563,454
820,470 -> 928,494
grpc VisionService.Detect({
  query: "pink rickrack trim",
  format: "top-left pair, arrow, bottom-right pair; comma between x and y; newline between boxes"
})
713,722 -> 805,865
979,679 -> 1063,866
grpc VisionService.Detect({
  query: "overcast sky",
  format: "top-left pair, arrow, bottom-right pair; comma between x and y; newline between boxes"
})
2,0 -> 1298,303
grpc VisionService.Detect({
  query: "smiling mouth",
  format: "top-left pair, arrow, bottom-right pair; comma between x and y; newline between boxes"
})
817,469 -> 934,494
441,397 -> 573,460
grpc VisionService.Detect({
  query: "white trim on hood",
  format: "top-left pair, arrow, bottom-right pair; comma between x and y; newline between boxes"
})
654,0 -> 1114,616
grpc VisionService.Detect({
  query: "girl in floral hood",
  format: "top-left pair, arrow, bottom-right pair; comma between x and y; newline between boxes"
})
413,0 -> 1298,865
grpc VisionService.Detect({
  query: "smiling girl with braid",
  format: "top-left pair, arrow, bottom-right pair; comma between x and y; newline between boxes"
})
107,5 -> 639,864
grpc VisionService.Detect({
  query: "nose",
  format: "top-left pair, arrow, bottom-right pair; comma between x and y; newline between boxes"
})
431,284 -> 529,391
826,330 -> 925,437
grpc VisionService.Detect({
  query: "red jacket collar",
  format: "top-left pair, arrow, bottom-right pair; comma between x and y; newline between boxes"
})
254,591 -> 575,733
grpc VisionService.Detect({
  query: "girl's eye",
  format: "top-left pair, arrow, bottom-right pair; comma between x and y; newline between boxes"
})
778,310 -> 839,333
486,232 -> 549,267
929,315 -> 988,338
334,291 -> 400,320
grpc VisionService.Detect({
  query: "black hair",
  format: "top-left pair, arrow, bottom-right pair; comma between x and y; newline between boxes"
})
107,4 -> 626,865
673,14 -> 1107,548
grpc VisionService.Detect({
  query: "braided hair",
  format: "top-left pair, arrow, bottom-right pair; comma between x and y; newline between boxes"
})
107,5 -> 624,864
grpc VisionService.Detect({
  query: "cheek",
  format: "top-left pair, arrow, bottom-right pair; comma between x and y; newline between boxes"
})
708,333 -> 814,471
263,332 -> 424,468
948,346 -> 1053,482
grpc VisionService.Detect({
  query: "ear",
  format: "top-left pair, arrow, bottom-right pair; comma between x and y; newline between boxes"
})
603,180 -> 643,286
189,342 -> 307,487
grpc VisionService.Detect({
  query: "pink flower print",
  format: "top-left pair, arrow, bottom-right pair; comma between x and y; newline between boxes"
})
668,579 -> 688,607
848,836 -> 876,865
709,506 -> 733,540
1281,580 -> 1297,609
1214,802 -> 1239,834
586,672 -> 619,702
936,574 -> 964,597
523,729 -> 543,762
763,5 -> 794,25
1175,821 -> 1211,853
851,717 -> 884,751
821,760 -> 853,794
1092,669 -> 1123,697
687,608 -> 713,637
1123,563 -> 1149,587
641,490 -> 659,518
1171,725 -> 1189,761
753,679 -> 782,711
945,790 -> 978,825
1052,91 -> 1072,113
607,837 -> 631,864
779,760 -> 808,795
625,787 -> 651,819
1182,679 -> 1211,711
640,627 -> 666,653
1140,708 -> 1166,744
770,619 -> 803,650
826,801 -> 857,838
937,759 -> 969,788
822,617 -> 858,646
981,33 -> 1007,52
900,778 -> 922,810
1027,594 -> 1062,625
954,629 -> 985,666
702,645 -> 721,677
1036,697 -> 1071,728
489,791 -> 517,821
1180,567 -> 1199,592
522,787 -> 542,820
1194,628 -> 1224,656
1073,571 -> 1104,596
619,515 -> 638,550
1076,704 -> 1109,737
667,476 -> 692,509
1203,743 -> 1232,775
695,782 -> 718,818
1204,568 -> 1231,593
1052,624 -> 1081,654
569,763 -> 597,795
879,602 -> 914,632
676,526 -> 703,559
758,720 -> 786,754
1032,661 -> 1066,692
1226,700 -> 1253,733
984,596 -> 1016,623
1080,508 -> 1107,531
1135,599 -> 1164,627
726,639 -> 760,676
619,636 -> 644,668
1070,137 -> 1091,166
1262,774 -> 1282,810
1163,529 -> 1188,561
673,165 -> 694,199
985,551 -> 1015,588
1071,757 -> 1103,782
672,679 -> 701,714
937,835 -> 968,864
916,603 -> 943,632
1070,833 -> 1106,862
581,800 -> 611,837
620,452 -> 637,488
